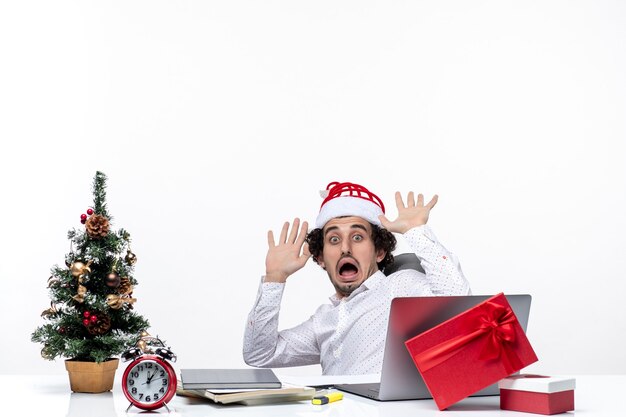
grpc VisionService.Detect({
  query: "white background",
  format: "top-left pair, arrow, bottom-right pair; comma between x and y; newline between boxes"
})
1,1 -> 625,376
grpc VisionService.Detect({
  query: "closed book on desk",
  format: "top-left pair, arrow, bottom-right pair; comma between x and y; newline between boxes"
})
176,380 -> 315,405
180,368 -> 282,390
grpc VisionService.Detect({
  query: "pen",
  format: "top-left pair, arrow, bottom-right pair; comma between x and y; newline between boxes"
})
312,391 -> 343,405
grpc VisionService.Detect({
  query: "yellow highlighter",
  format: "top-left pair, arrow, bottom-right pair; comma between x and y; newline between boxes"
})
312,391 -> 343,405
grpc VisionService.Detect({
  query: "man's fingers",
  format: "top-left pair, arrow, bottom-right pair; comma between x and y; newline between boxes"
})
378,214 -> 390,229
288,218 -> 300,243
295,220 -> 309,246
279,221 -> 289,243
426,194 -> 439,210
394,191 -> 405,209
416,193 -> 424,207
296,243 -> 311,268
301,242 -> 311,258
272,219 -> 308,247
407,191 -> 416,207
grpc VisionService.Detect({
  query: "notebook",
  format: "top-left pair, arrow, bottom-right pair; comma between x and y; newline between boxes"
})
335,294 -> 532,401
176,380 -> 314,405
180,368 -> 282,390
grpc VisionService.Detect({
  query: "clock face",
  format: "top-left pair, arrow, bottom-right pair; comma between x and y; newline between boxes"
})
122,356 -> 176,410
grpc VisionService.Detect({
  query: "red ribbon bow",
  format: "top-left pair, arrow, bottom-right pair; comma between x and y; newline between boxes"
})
411,300 -> 524,374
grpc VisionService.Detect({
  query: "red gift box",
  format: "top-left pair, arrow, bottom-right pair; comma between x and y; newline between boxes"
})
404,292 -> 538,410
499,374 -> 575,415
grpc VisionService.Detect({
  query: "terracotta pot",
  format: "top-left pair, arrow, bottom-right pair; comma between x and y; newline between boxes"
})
65,358 -> 119,393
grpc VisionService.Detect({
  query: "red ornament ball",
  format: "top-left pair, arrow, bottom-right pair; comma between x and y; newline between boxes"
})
87,208 -> 94,215
80,213 -> 87,220
82,319 -> 90,326
80,218 -> 86,224
83,311 -> 90,318
58,327 -> 66,334
90,315 -> 98,323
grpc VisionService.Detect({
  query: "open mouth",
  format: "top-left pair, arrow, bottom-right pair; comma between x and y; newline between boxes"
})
337,258 -> 359,280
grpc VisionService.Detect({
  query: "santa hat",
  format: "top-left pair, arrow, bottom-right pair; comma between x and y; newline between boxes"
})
314,181 -> 386,229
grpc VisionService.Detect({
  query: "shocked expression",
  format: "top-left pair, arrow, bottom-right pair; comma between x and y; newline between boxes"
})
318,217 -> 386,298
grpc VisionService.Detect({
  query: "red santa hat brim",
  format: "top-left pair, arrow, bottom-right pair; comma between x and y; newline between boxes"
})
314,181 -> 385,229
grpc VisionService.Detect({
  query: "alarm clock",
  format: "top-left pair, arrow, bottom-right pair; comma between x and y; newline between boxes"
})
121,332 -> 177,412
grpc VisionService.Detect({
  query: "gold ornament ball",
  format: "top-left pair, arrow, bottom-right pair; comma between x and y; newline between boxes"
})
70,261 -> 91,278
125,250 -> 137,265
41,347 -> 54,360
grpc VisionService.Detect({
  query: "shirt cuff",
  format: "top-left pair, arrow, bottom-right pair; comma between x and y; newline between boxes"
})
256,278 -> 285,307
403,225 -> 440,252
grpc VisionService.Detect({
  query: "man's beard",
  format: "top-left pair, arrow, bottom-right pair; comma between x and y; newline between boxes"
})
329,276 -> 361,297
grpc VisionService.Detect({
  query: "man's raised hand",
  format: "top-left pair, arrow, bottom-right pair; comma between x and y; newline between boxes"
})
379,192 -> 438,234
265,218 -> 311,283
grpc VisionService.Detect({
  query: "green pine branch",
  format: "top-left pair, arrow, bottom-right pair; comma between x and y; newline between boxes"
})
92,171 -> 109,218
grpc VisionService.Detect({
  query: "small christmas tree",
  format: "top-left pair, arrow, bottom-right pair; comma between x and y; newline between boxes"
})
32,171 -> 149,363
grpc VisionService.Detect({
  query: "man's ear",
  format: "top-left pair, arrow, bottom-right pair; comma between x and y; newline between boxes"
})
376,249 -> 386,263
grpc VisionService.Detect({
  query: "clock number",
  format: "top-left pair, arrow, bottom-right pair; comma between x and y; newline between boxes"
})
146,395 -> 151,402
162,379 -> 168,385
128,379 -> 135,386
131,387 -> 137,394
132,371 -> 139,378
154,394 -> 159,400
160,387 -> 165,393
147,363 -> 153,368
139,393 -> 144,399
160,370 -> 165,377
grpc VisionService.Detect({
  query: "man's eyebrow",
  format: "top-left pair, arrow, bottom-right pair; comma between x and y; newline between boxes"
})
351,224 -> 368,232
324,226 -> 338,237
324,224 -> 368,237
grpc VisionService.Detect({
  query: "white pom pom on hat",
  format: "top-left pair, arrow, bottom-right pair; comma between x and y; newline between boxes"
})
314,181 -> 386,229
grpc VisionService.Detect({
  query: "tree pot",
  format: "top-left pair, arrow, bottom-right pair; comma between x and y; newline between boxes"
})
64,358 -> 119,393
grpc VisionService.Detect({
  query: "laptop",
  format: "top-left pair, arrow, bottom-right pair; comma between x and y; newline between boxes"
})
335,294 -> 532,401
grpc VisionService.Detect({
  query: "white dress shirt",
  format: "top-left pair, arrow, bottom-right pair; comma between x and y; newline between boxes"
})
242,225 -> 471,375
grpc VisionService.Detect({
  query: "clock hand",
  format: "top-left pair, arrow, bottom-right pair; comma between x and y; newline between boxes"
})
142,370 -> 155,385
147,369 -> 159,383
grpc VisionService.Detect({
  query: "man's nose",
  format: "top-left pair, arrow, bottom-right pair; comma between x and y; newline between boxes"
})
341,239 -> 352,255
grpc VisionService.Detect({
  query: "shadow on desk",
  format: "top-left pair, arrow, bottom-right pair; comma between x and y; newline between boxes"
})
446,400 -> 500,412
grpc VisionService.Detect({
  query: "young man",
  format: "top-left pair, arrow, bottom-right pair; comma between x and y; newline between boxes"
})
243,182 -> 471,375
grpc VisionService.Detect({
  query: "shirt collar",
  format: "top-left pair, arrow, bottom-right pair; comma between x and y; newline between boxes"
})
328,270 -> 386,306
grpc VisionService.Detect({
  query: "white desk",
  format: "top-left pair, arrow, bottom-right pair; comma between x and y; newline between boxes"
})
2,375 -> 622,416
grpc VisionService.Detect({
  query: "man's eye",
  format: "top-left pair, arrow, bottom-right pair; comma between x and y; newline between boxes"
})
329,236 -> 340,244
353,235 -> 363,242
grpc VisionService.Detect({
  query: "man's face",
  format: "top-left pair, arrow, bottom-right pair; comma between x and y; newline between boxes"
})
317,216 -> 386,298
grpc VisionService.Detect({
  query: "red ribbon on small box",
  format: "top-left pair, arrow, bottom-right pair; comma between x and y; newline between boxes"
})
413,300 -> 524,374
